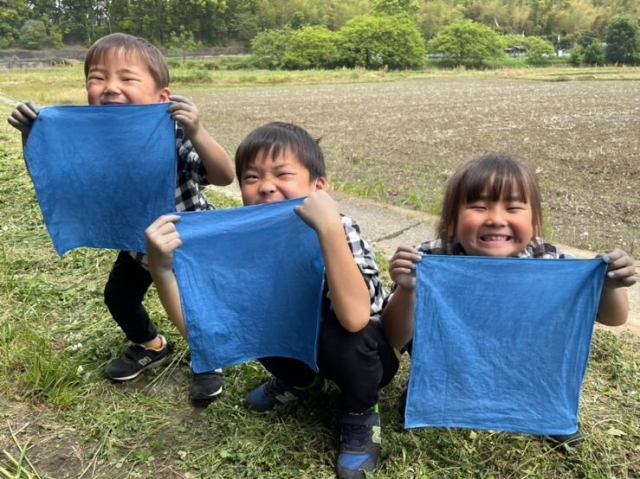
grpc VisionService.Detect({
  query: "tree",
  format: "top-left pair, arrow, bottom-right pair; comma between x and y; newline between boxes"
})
282,25 -> 338,69
19,19 -> 49,49
337,14 -> 426,69
583,39 -> 605,65
0,0 -> 30,47
427,20 -> 505,68
604,15 -> 640,65
524,36 -> 555,65
371,0 -> 419,17
251,28 -> 293,69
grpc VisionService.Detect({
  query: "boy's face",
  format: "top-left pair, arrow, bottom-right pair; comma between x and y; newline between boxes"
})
455,186 -> 534,257
86,50 -> 170,106
240,149 -> 326,206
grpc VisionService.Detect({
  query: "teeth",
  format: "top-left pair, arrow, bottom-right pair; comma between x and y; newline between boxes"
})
482,235 -> 509,241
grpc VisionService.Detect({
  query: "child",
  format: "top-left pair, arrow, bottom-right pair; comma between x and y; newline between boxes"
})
145,121 -> 399,479
382,153 -> 636,445
7,33 -> 235,404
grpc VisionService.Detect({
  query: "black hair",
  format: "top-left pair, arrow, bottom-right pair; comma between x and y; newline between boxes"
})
235,122 -> 326,183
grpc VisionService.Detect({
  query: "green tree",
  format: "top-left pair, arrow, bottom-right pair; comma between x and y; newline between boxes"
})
251,28 -> 293,69
604,15 -> 639,64
19,19 -> 49,49
337,14 -> 426,69
583,38 -> 605,65
282,25 -> 338,69
524,36 -> 555,65
371,0 -> 419,17
0,0 -> 30,47
168,27 -> 199,61
427,20 -> 505,68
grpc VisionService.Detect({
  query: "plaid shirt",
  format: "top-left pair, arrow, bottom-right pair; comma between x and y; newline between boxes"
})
414,236 -> 571,259
129,124 -> 212,265
324,215 -> 386,322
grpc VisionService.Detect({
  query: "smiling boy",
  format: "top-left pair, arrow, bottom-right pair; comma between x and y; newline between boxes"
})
146,122 -> 399,479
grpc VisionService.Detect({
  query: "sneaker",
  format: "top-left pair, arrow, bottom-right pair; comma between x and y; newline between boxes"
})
545,428 -> 584,447
336,405 -> 381,479
190,369 -> 223,406
245,376 -> 324,413
105,335 -> 170,381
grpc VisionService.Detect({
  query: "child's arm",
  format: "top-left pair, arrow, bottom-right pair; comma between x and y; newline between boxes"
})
294,191 -> 371,333
596,248 -> 637,326
168,95 -> 234,186
145,214 -> 188,338
381,246 -> 422,350
7,101 -> 39,146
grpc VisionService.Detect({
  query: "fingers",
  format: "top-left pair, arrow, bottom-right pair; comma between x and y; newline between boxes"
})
169,94 -> 193,105
603,248 -> 637,287
8,102 -> 39,133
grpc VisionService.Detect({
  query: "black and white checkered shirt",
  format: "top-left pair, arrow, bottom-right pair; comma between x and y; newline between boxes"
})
323,215 -> 386,322
129,124 -> 212,265
414,236 -> 571,259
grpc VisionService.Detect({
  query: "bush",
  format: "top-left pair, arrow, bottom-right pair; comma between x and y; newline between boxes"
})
525,36 -> 555,66
336,15 -> 426,70
251,28 -> 294,69
604,16 -> 640,65
428,20 -> 504,69
583,39 -> 605,65
569,45 -> 584,66
19,20 -> 49,50
282,26 -> 338,70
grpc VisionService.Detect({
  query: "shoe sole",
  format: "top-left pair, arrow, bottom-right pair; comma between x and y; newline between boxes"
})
190,385 -> 223,407
106,355 -> 170,382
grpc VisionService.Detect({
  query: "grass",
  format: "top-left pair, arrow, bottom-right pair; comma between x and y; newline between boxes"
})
0,72 -> 639,477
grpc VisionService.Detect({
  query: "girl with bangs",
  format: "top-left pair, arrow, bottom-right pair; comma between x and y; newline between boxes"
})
382,153 -> 636,445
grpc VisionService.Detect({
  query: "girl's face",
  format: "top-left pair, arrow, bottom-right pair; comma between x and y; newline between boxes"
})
455,187 -> 534,257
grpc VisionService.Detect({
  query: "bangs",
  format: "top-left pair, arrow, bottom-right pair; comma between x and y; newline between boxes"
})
461,161 -> 529,204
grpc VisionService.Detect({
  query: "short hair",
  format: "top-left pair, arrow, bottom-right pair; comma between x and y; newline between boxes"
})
438,153 -> 543,245
84,33 -> 169,89
235,122 -> 326,183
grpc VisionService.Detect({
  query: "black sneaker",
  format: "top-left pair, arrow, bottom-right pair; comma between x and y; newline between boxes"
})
245,376 -> 325,413
105,335 -> 170,381
336,405 -> 381,479
546,428 -> 584,447
190,369 -> 223,406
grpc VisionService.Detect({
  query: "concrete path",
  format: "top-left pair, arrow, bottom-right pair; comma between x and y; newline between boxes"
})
214,185 -> 639,336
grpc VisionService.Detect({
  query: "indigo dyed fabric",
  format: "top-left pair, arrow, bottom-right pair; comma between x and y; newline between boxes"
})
173,198 -> 325,373
24,104 -> 176,255
406,256 -> 607,435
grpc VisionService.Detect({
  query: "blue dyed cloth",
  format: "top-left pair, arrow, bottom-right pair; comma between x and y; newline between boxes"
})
24,104 -> 176,255
173,198 -> 325,373
406,256 -> 607,435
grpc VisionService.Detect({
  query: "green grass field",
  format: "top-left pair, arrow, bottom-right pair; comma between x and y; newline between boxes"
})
0,66 -> 639,478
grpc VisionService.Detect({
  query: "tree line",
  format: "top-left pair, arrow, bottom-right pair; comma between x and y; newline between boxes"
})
2,0 -> 639,51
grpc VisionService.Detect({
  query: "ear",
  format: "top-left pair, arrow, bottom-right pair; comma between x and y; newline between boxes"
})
313,176 -> 328,191
158,87 -> 171,103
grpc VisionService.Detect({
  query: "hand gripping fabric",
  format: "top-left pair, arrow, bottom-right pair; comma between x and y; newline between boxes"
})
173,198 -> 325,373
23,104 -> 176,255
405,256 -> 607,435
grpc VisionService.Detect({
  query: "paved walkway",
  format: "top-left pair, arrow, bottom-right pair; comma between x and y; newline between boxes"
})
215,185 -> 639,336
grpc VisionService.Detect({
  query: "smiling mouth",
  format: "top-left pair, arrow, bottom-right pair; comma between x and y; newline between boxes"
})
480,234 -> 512,242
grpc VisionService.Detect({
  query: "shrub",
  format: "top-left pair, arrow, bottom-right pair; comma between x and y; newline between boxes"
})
19,20 -> 49,50
428,20 -> 504,69
282,26 -> 338,70
525,36 -> 556,66
583,39 -> 605,65
336,14 -> 426,70
251,28 -> 294,69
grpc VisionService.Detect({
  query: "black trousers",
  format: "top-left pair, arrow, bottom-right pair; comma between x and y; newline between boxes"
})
104,251 -> 158,344
259,317 -> 399,413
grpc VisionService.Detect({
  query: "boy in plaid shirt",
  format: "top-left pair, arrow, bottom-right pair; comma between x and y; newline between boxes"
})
146,122 -> 399,479
8,33 -> 234,403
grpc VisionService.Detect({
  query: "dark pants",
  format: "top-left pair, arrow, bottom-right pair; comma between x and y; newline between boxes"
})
259,317 -> 399,413
104,251 -> 157,344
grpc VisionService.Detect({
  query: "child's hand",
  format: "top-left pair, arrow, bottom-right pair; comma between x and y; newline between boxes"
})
145,215 -> 182,275
293,190 -> 342,234
7,101 -> 39,139
168,95 -> 202,139
390,245 -> 422,291
602,248 -> 637,288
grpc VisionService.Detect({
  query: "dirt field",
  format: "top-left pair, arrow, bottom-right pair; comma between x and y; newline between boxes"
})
184,77 -> 639,254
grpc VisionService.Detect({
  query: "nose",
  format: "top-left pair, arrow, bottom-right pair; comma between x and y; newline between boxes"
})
485,206 -> 506,226
258,179 -> 276,196
103,78 -> 120,95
